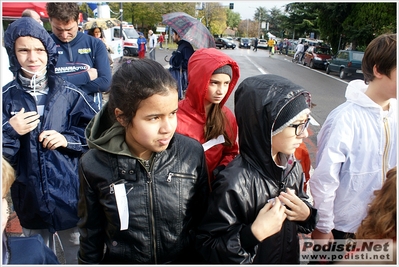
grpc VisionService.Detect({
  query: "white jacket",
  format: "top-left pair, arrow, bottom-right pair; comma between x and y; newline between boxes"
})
148,33 -> 157,48
310,79 -> 397,234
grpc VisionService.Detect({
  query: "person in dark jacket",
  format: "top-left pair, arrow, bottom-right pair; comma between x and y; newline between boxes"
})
2,157 -> 60,265
77,58 -> 209,264
169,29 -> 195,99
46,2 -> 112,110
2,17 -> 98,264
195,74 -> 318,264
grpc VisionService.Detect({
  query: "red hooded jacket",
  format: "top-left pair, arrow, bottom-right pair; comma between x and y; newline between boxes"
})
177,48 -> 240,183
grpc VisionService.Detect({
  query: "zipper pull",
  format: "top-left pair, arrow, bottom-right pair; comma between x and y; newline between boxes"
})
167,172 -> 173,183
110,183 -> 115,194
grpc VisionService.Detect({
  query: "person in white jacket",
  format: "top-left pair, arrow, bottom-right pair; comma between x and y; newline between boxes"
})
148,29 -> 157,61
310,33 -> 397,243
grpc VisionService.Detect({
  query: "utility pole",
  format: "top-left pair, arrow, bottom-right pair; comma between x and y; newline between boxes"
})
257,11 -> 261,38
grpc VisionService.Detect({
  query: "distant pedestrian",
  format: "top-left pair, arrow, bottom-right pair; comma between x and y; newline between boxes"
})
278,41 -> 283,54
158,33 -> 164,49
268,38 -> 275,57
148,29 -> 157,60
169,29 -> 194,99
301,42 -> 309,62
293,40 -> 304,62
137,33 -> 147,59
253,37 -> 258,51
87,27 -> 114,67
285,39 -> 290,55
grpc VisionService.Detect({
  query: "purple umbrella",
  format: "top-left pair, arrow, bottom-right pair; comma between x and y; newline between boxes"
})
162,12 -> 216,49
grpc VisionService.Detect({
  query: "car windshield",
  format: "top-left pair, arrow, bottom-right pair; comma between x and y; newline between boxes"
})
124,28 -> 139,39
315,47 -> 331,55
352,52 -> 364,61
242,38 -> 249,42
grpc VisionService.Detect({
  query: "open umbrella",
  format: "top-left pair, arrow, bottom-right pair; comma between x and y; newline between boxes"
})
162,12 -> 215,49
82,18 -> 121,30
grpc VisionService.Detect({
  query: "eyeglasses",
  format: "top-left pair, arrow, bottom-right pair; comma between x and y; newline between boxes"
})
288,118 -> 310,136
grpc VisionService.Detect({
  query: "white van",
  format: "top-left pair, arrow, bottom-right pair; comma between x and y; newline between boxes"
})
109,25 -> 140,57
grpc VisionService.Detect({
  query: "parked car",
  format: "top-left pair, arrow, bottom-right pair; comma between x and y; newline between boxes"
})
257,39 -> 268,49
326,50 -> 364,79
239,38 -> 251,49
215,38 -> 236,49
303,45 -> 332,69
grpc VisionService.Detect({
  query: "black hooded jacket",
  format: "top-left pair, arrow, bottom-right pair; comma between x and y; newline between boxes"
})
195,74 -> 318,263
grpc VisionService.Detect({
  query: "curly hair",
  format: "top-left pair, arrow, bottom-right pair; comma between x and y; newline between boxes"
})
355,166 -> 396,239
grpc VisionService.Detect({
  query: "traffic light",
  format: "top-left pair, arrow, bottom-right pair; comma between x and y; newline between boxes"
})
229,3 -> 234,9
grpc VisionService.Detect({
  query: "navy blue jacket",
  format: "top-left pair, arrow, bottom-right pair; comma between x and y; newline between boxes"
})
3,233 -> 60,264
51,31 -> 112,109
3,17 -> 99,232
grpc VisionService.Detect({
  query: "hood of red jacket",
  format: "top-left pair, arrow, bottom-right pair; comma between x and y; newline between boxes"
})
181,48 -> 240,115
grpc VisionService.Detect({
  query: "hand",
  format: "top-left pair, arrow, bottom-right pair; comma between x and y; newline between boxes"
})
87,68 -> 98,81
311,228 -> 334,241
38,130 -> 67,150
251,198 -> 287,241
8,108 -> 40,135
278,188 -> 310,221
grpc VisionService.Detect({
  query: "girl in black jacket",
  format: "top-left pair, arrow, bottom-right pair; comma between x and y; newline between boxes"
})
78,59 -> 208,264
196,74 -> 318,264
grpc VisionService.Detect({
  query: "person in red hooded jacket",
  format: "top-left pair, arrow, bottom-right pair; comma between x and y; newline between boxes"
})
177,48 -> 240,187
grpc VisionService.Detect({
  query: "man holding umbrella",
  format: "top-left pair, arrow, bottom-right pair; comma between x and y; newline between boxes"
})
169,30 -> 194,99
162,12 -> 215,100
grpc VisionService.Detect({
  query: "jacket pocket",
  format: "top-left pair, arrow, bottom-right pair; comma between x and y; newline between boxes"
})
166,172 -> 196,183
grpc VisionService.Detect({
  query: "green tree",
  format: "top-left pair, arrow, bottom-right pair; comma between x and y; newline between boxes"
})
226,9 -> 241,29
342,3 -> 396,50
284,3 -> 319,40
254,7 -> 267,38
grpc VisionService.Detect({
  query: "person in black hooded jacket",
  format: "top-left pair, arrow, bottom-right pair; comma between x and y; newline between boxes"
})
195,74 -> 318,264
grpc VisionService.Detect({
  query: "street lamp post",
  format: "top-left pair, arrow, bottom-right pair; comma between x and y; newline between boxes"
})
257,12 -> 261,38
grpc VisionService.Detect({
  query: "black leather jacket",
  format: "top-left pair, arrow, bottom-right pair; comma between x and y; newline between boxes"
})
196,74 -> 318,263
77,104 -> 208,264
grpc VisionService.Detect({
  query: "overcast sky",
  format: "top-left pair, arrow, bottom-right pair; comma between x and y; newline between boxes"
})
225,1 -> 292,20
